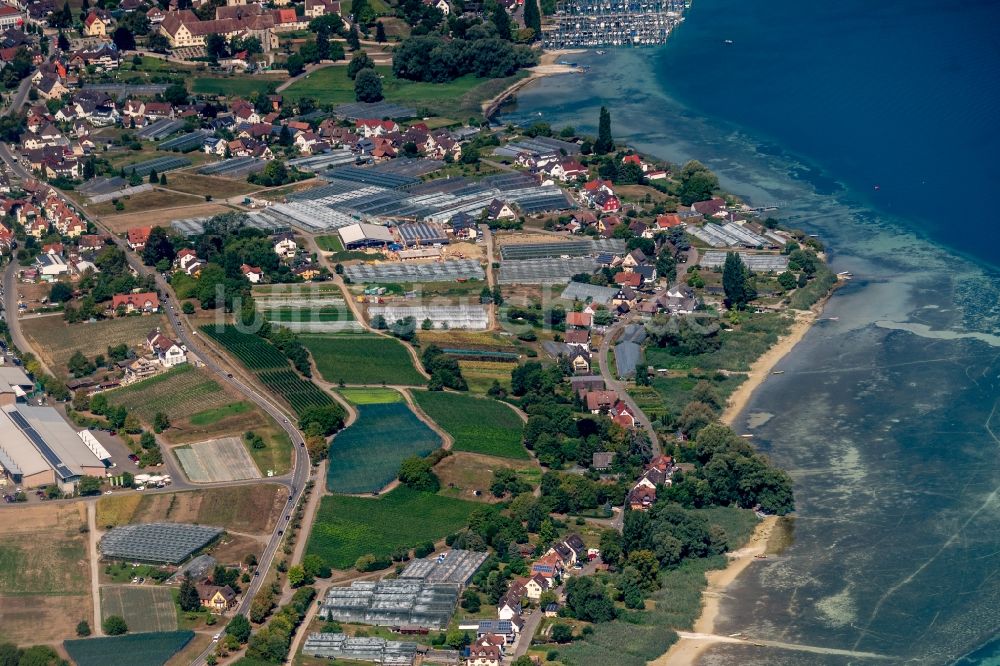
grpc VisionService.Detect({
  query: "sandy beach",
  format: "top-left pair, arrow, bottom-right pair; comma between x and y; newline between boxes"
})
652,516 -> 780,665
481,49 -> 587,118
720,309 -> 818,427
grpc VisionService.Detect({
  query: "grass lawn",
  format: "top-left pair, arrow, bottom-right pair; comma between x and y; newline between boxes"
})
457,360 -> 515,394
412,390 -> 527,459
100,586 -> 178,633
247,427 -> 293,477
283,67 -> 527,118
188,400 -> 253,426
164,171 -> 257,199
434,452 -> 540,503
326,402 -> 441,493
306,487 -> 476,569
190,76 -> 283,97
315,235 -> 344,252
338,387 -> 403,404
302,334 -> 425,386
0,534 -> 88,596
638,374 -> 746,420
644,312 -> 793,372
87,188 -> 205,217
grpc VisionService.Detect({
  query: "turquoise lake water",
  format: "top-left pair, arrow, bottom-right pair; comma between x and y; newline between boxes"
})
501,0 -> 1000,662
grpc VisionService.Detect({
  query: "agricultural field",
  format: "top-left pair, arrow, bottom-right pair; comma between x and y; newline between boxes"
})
416,330 -> 517,349
163,171 -> 257,199
0,502 -> 92,644
306,487 -> 477,569
175,436 -> 262,482
201,324 -> 334,415
303,334 -> 425,386
255,288 -> 359,333
435,452 -> 541,503
412,391 -> 527,460
326,402 -> 441,494
100,586 -> 178,633
64,631 -> 195,666
191,75 -> 283,96
457,360 -> 515,394
21,314 -> 167,372
106,365 -> 231,423
338,387 -> 404,405
96,485 -> 288,535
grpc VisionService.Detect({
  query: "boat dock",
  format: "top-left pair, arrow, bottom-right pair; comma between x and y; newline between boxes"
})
543,0 -> 689,49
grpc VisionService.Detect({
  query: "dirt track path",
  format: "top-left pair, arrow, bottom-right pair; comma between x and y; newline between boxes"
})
86,501 -> 103,637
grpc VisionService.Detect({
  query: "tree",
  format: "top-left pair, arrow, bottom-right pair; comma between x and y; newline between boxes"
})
491,3 -> 511,40
347,23 -> 361,50
461,588 -> 481,612
226,614 -> 251,643
112,26 -> 136,51
182,301 -> 195,315
513,657 -> 534,666
375,21 -> 387,42
351,0 -> 376,24
205,33 -> 228,62
148,167 -> 158,184
523,0 -> 541,38
57,30 -> 69,51
286,53 -> 305,76
398,455 -> 440,492
550,624 -> 573,643
287,565 -> 306,587
722,251 -> 756,309
76,620 -> 91,637
153,411 -> 170,433
142,226 -> 175,266
564,576 -> 616,622
178,574 -> 201,612
678,160 -> 719,205
162,83 -> 188,106
594,106 -> 613,154
777,270 -> 797,290
347,52 -> 375,79
679,401 -> 715,436
49,281 -> 72,303
316,27 -> 332,61
102,615 -> 128,635
354,68 -> 383,102
77,476 -> 102,496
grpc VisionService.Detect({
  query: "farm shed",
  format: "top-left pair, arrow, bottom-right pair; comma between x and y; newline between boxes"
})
7,405 -> 107,485
0,407 -> 55,488
396,221 -> 449,246
99,523 -> 224,565
338,222 -> 394,249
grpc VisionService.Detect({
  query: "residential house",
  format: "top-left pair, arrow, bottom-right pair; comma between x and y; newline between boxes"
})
174,248 -> 199,272
613,271 -> 642,288
448,212 -> 478,240
424,0 -> 450,15
628,484 -> 656,511
127,226 -> 151,250
273,232 -> 297,258
592,451 -> 615,470
82,10 -> 113,37
583,389 -> 618,414
112,292 -> 160,314
692,197 -> 727,217
197,583 -> 237,613
355,119 -> 399,137
0,5 -> 25,30
35,75 -> 68,100
621,248 -> 647,272
466,644 -> 500,666
530,552 -> 563,584
486,199 -> 516,222
241,264 -> 263,283
304,0 -> 341,18
497,587 -> 523,620
522,573 -> 549,601
610,400 -> 637,429
78,234 -> 106,252
568,348 -> 590,375
0,223 -> 13,251
566,311 -> 592,328
563,328 -> 590,351
146,329 -> 186,366
475,618 -> 522,646
122,356 -> 160,384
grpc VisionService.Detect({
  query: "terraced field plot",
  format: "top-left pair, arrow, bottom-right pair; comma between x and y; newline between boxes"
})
65,631 -> 194,666
175,436 -> 262,482
106,365 -> 232,423
412,390 -> 527,459
303,334 -> 425,386
457,360 -> 516,394
326,402 -> 441,494
306,487 -> 477,569
100,586 -> 178,633
256,290 -> 360,333
22,315 -> 167,372
201,324 -> 334,415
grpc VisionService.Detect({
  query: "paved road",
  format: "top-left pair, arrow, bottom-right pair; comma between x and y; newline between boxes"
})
511,559 -> 602,659
1,260 -> 56,376
0,135 -> 310,665
597,317 -> 660,455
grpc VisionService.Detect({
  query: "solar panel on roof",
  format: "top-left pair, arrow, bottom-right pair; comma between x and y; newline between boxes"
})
6,410 -> 74,480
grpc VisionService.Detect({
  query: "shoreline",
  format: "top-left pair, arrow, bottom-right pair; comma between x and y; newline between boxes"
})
481,49 -> 585,119
652,302 -> 826,665
651,516 -> 780,665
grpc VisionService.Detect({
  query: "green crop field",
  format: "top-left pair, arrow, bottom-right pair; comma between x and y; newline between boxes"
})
258,369 -> 334,415
100,586 -> 178,633
306,487 -> 476,569
65,631 -> 194,666
326,402 -> 441,493
0,534 -> 89,596
315,235 -> 344,252
201,325 -> 334,415
263,306 -> 353,323
302,334 -> 425,386
200,325 -> 288,370
412,390 -> 528,459
338,387 -> 404,404
105,365 -> 233,423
